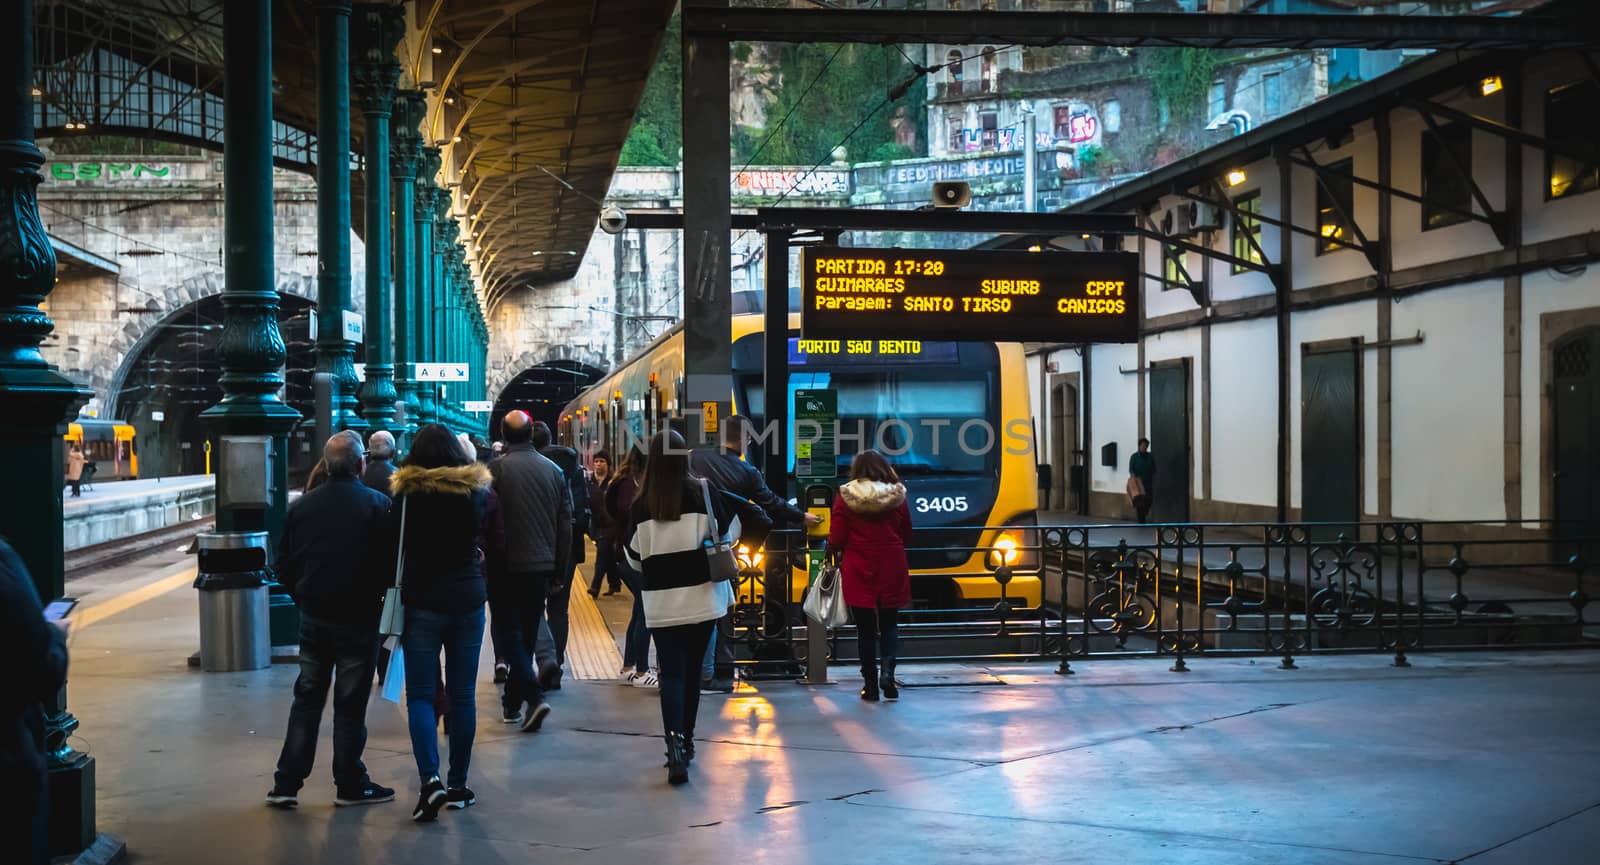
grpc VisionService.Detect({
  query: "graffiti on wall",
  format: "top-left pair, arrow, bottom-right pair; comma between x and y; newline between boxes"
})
732,169 -> 850,197
47,163 -> 174,182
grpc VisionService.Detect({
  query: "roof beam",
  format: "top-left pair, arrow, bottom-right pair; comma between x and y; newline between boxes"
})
680,8 -> 1595,50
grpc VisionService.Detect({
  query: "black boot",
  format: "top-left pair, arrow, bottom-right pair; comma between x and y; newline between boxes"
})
664,733 -> 689,785
860,666 -> 880,702
684,729 -> 696,763
881,660 -> 899,701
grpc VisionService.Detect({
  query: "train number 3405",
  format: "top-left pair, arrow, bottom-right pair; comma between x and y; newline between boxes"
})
914,495 -> 969,514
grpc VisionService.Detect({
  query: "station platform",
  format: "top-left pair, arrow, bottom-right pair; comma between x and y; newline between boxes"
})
59,546 -> 1600,865
62,475 -> 214,554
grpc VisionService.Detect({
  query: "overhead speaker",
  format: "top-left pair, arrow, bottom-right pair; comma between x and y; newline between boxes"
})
932,181 -> 971,209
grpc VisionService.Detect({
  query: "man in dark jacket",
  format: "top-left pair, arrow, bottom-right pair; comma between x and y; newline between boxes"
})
585,450 -> 622,597
531,419 -> 588,684
489,411 -> 571,728
690,414 -> 820,692
0,538 -> 69,865
267,431 -> 395,809
361,430 -> 397,496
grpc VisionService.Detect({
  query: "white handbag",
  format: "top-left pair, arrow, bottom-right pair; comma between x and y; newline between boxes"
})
378,498 -> 407,637
803,560 -> 850,630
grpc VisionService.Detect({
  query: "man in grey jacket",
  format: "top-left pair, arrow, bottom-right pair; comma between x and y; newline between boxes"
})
487,410 -> 572,732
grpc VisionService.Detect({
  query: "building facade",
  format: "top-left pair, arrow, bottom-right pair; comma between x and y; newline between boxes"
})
1025,47 -> 1599,550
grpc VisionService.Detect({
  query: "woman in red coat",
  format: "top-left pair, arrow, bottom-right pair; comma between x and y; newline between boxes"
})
829,450 -> 914,702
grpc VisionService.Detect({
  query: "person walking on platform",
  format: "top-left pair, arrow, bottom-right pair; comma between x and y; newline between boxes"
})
266,431 -> 396,809
1128,437 -> 1156,523
388,424 -> 499,822
531,420 -> 589,689
690,415 -> 811,692
362,430 -> 398,496
829,450 -> 914,702
587,450 -> 623,597
626,430 -> 770,784
488,410 -> 570,732
607,446 -> 655,686
65,442 -> 85,498
0,537 -> 70,865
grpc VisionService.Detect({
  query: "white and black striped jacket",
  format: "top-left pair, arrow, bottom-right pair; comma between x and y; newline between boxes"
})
624,479 -> 770,628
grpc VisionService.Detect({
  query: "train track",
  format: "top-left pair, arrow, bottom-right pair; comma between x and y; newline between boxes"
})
64,518 -> 214,576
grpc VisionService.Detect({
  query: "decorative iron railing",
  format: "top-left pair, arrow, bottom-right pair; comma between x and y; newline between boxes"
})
726,521 -> 1597,678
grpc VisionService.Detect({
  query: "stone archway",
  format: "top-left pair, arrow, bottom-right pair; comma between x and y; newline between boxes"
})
487,344 -> 610,404
489,358 -> 608,439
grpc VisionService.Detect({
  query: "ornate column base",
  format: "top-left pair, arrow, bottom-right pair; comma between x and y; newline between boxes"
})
358,362 -> 398,431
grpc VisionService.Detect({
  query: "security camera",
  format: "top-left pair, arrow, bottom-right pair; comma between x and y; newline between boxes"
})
932,181 -> 971,210
598,204 -> 627,235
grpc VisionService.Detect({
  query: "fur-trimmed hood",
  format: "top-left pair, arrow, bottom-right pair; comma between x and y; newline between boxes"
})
839,479 -> 906,514
391,463 -> 492,497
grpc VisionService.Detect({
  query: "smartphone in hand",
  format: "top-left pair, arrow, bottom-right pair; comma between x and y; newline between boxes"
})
44,597 -> 78,622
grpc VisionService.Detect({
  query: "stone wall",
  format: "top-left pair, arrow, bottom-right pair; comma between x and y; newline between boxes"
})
37,152 -> 365,418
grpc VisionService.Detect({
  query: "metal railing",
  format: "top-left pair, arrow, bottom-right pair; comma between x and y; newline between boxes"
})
723,521 -> 1597,677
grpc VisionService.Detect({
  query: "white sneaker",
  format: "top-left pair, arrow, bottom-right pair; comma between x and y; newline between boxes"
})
617,668 -> 639,685
632,669 -> 659,689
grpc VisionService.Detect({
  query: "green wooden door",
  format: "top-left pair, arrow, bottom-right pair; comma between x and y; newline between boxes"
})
1554,330 -> 1599,562
1149,362 -> 1190,523
1302,344 -> 1360,540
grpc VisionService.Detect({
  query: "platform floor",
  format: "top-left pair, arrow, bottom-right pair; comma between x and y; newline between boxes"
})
60,550 -> 1600,865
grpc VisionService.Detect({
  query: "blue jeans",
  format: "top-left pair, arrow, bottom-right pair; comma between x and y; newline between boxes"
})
619,562 -> 651,673
489,573 -> 550,714
402,606 -> 485,788
273,616 -> 378,792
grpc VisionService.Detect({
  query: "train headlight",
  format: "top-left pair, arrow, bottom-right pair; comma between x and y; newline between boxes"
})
989,534 -> 1021,569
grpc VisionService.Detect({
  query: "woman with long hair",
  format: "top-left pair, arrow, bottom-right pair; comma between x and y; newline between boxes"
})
624,429 -> 769,784
387,423 -> 498,821
828,449 -> 913,701
606,445 -> 655,687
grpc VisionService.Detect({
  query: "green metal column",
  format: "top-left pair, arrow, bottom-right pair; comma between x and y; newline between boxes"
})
390,90 -> 424,442
351,4 -> 404,432
0,0 -> 98,856
414,147 -> 440,425
314,0 -> 365,433
431,195 -> 452,423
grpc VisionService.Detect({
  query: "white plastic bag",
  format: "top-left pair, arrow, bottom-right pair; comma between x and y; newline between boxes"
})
380,635 -> 405,704
802,563 -> 849,630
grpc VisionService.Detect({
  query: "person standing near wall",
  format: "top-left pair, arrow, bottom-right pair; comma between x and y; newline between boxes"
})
65,442 -> 85,498
1128,437 -> 1155,523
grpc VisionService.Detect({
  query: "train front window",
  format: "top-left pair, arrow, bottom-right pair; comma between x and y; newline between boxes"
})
738,372 -> 994,476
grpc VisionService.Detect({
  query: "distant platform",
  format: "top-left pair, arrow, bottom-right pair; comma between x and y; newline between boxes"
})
63,475 -> 214,552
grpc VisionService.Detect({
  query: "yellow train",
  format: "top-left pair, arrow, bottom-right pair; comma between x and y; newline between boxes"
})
64,419 -> 139,481
557,308 -> 1041,609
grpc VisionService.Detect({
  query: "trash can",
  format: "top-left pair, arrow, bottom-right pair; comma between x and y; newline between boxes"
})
193,531 -> 271,672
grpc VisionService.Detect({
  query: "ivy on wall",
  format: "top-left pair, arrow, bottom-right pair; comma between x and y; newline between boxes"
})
1149,47 -> 1221,126
619,15 -> 927,168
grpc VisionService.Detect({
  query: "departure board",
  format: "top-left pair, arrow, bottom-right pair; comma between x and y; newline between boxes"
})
799,247 -> 1140,343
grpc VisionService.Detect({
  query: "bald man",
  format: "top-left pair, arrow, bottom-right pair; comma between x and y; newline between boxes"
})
267,431 -> 396,807
485,411 -> 571,730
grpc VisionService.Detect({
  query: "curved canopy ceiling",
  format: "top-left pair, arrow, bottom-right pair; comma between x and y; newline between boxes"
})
36,0 -> 677,314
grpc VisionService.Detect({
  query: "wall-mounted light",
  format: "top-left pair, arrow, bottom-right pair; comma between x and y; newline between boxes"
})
1027,245 -> 1042,252
431,45 -> 443,55
451,134 -> 462,143
443,96 -> 455,105
1226,168 -> 1248,187
30,87 -> 42,97
1479,75 -> 1503,97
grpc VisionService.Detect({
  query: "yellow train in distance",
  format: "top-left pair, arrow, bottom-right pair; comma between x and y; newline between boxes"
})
557,307 -> 1041,610
64,419 -> 139,481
